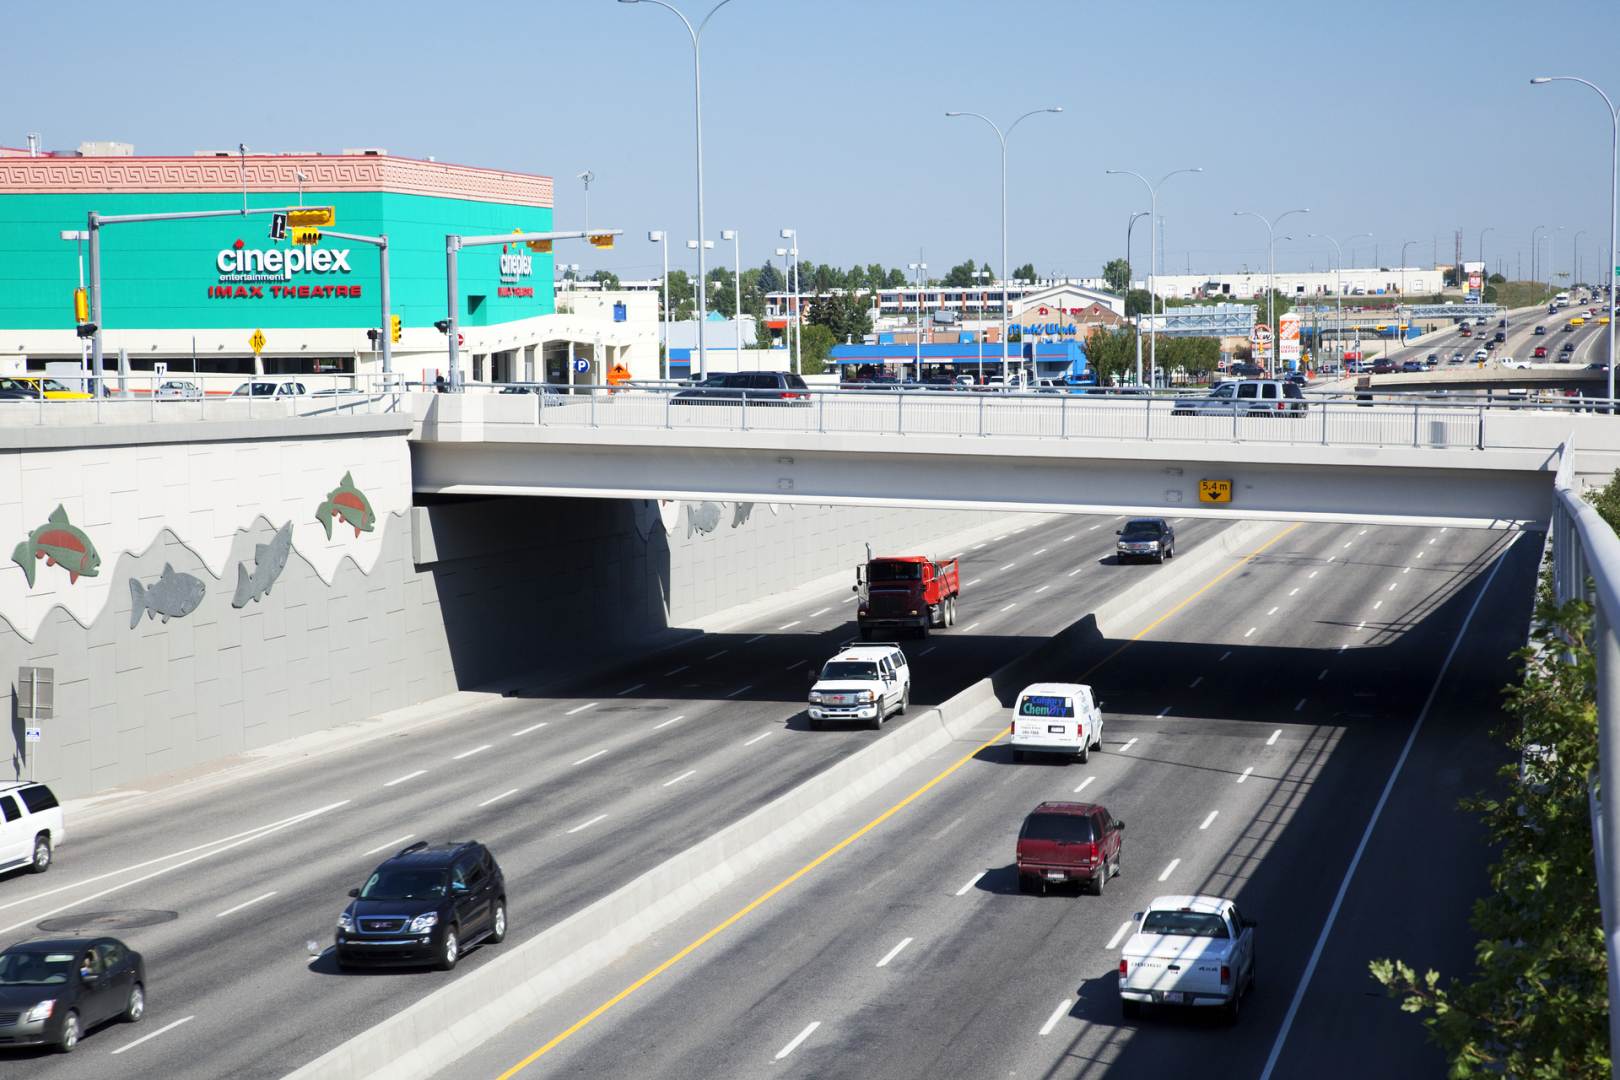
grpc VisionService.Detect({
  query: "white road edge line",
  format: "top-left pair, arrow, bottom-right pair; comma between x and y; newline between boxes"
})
511,722 -> 548,737
775,1021 -> 820,1061
478,789 -> 518,808
1039,999 -> 1072,1036
1157,858 -> 1181,882
453,744 -> 492,761
214,890 -> 277,919
743,731 -> 773,747
1199,811 -> 1219,830
111,1015 -> 194,1055
955,871 -> 986,896
1259,532 -> 1517,1080
362,833 -> 414,857
565,813 -> 607,835
876,937 -> 913,968
1106,920 -> 1134,949
382,770 -> 426,787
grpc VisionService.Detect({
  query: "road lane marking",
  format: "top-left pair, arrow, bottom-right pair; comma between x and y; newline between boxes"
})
1373,600 -> 1383,610
784,660 -> 806,670
1237,767 -> 1254,783
1157,706 -> 1171,717
1158,858 -> 1181,881
1288,588 -> 1299,596
1033,548 -> 1048,556
1295,698 -> 1306,712
962,622 -> 981,632
1402,566 -> 1411,575
566,702 -> 598,716
726,684 -> 754,698
1261,532 -> 1518,1080
744,634 -> 766,645
663,665 -> 689,677
1386,582 -> 1397,592
1000,563 -> 1017,571
653,715 -> 686,730
1039,999 -> 1072,1036
511,722 -> 548,737
1088,523 -> 1101,530
705,651 -> 728,661
1199,811 -> 1219,830
1318,668 -> 1328,681
964,577 -> 981,587
215,891 -> 277,919
616,683 -> 645,697
1062,534 -> 1076,542
490,523 -> 1306,1078
842,595 -> 856,603
111,1016 -> 194,1056
1244,627 -> 1256,638
1106,920 -> 1134,949
1267,606 -> 1279,616
1068,567 -> 1082,577
1327,556 -> 1336,562
1219,650 -> 1231,661
1188,676 -> 1203,688
572,750 -> 608,766
454,744 -> 492,761
479,789 -> 519,808
363,833 -> 414,856
1073,776 -> 1096,794
1267,729 -> 1282,746
1417,551 -> 1426,559
1119,737 -> 1138,753
382,770 -> 426,788
566,814 -> 607,835
973,543 -> 986,549
1357,620 -> 1366,630
955,871 -> 986,896
1308,570 -> 1319,579
780,621 -> 802,630
1035,585 -> 1049,593
876,938 -> 913,968
919,646 -> 937,656
1342,542 -> 1352,549
1358,528 -> 1367,536
809,608 -> 830,618
1428,537 -> 1436,544
663,770 -> 697,788
775,1022 -> 820,1061
993,534 -> 1007,541
744,731 -> 773,747
1001,603 -> 1017,612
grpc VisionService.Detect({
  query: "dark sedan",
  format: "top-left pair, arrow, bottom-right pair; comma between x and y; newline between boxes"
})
670,371 -> 811,405
0,938 -> 145,1052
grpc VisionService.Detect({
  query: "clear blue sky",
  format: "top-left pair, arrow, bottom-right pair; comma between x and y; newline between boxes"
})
5,0 -> 1616,285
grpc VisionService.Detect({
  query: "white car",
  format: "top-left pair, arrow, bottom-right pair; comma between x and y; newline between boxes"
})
154,380 -> 202,400
0,782 -> 64,874
807,643 -> 910,730
1010,682 -> 1103,763
1119,894 -> 1257,1022
231,380 -> 307,399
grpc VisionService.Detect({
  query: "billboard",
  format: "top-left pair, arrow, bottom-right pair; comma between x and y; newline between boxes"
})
1468,271 -> 1483,296
1279,312 -> 1302,363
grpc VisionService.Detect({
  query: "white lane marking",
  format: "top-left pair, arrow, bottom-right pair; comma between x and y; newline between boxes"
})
1358,528 -> 1367,536
744,731 -> 773,747
1357,620 -> 1367,630
1068,567 -> 1083,577
779,621 -> 802,630
653,714 -> 686,730
1244,627 -> 1256,638
1119,737 -> 1138,753
973,543 -> 987,549
1001,602 -> 1018,612
1386,582 -> 1397,592
1417,551 -> 1426,559
1032,548 -> 1048,556
111,1016 -> 195,1056
784,659 -> 806,670
1267,729 -> 1282,746
1339,643 -> 1349,652
511,721 -> 548,737
1039,999 -> 1073,1036
572,749 -> 608,766
1342,542 -> 1352,549
1000,563 -> 1017,572
1106,920 -> 1135,950
1327,556 -> 1336,562
876,937 -> 914,968
964,577 -> 981,587
566,814 -> 607,835
776,1022 -> 821,1061
1294,698 -> 1307,712
1157,706 -> 1171,718
705,650 -> 728,661
1188,676 -> 1203,688
663,665 -> 689,677
1428,537 -> 1437,545
951,553 -> 964,560
1373,600 -> 1383,610
1261,533 -> 1516,1080
1158,858 -> 1181,882
993,534 -> 1008,541
363,833 -> 414,856
1219,650 -> 1232,662
1402,566 -> 1411,575
1199,811 -> 1219,830
479,789 -> 519,808
1308,570 -> 1319,579
745,634 -> 767,645
1288,588 -> 1299,597
453,744 -> 492,761
955,871 -> 986,896
726,684 -> 754,698
663,769 -> 697,788
1062,534 -> 1076,542
1073,776 -> 1096,794
566,702 -> 598,716
808,608 -> 830,618
1035,585 -> 1049,594
0,801 -> 349,933
1088,523 -> 1102,531
382,770 -> 426,788
1237,767 -> 1254,783
215,891 -> 277,919
962,622 -> 982,632
842,595 -> 856,603
616,683 -> 645,697
1318,668 -> 1328,681
920,645 -> 937,656
1267,606 -> 1279,616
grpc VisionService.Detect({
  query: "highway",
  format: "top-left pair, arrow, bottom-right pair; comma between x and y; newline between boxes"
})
0,511 -> 1241,1078
446,519 -> 1537,1080
1380,301 -> 1610,371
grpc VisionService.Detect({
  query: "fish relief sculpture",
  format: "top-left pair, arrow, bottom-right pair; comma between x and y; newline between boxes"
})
129,564 -> 206,628
11,505 -> 100,586
232,523 -> 293,608
316,472 -> 377,540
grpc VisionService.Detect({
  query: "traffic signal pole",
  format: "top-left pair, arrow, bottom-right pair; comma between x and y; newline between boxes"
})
324,229 -> 392,376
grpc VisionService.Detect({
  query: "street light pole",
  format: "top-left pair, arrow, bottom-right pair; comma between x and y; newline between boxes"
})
781,229 -> 800,376
909,260 -> 928,382
1234,208 -> 1309,375
1400,239 -> 1418,344
1108,168 -> 1203,387
620,0 -> 738,381
1575,230 -> 1588,289
722,229 -> 741,361
1478,226 -> 1494,283
649,231 -> 670,379
1532,224 -> 1546,285
946,106 -> 1063,382
775,246 -> 790,363
1126,210 -> 1149,385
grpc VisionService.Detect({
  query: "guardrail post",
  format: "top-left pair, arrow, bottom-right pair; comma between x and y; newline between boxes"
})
896,390 -> 904,435
665,389 -> 673,430
1060,393 -> 1068,439
1144,394 -> 1152,441
978,392 -> 986,437
740,390 -> 749,431
1321,401 -> 1329,445
1231,401 -> 1239,441
817,390 -> 826,434
590,386 -> 599,428
1412,402 -> 1420,448
1477,405 -> 1485,450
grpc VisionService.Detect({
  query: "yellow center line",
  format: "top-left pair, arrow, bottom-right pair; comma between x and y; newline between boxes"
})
495,520 -> 1304,1078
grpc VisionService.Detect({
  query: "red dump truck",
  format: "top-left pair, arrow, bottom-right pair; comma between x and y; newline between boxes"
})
854,555 -> 961,638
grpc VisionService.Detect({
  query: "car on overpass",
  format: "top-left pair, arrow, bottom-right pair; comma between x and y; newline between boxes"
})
1401,360 -> 1424,372
1169,380 -> 1305,417
1534,346 -> 1549,359
671,371 -> 811,406
10,377 -> 91,401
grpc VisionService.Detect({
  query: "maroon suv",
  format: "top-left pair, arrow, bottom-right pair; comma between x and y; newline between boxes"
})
1016,801 -> 1124,896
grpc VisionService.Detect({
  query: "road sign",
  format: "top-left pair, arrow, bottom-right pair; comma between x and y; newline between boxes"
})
1199,479 -> 1233,504
249,328 -> 266,355
1250,323 -> 1272,344
572,358 -> 590,373
457,332 -> 464,347
24,727 -> 40,744
269,212 -> 288,241
288,206 -> 335,228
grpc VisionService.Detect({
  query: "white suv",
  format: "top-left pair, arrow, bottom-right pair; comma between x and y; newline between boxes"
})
0,782 -> 64,875
808,643 -> 911,730
1011,682 -> 1104,763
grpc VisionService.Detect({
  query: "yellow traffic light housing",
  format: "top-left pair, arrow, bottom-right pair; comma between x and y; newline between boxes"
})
73,287 -> 89,323
390,314 -> 402,344
588,233 -> 615,250
288,206 -> 335,228
291,227 -> 322,245
527,239 -> 553,253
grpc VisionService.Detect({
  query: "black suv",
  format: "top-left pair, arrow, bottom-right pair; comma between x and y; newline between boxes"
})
335,841 -> 506,971
670,371 -> 810,405
1116,518 -> 1176,564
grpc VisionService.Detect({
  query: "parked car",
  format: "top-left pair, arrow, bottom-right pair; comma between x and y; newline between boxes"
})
10,377 -> 90,401
806,643 -> 911,730
1119,895 -> 1257,1022
334,841 -> 507,971
1010,683 -> 1105,765
1170,380 -> 1304,417
153,380 -> 203,400
670,371 -> 810,405
1116,518 -> 1176,564
0,782 -> 63,875
231,380 -> 307,398
0,937 -> 145,1051
1015,800 -> 1122,895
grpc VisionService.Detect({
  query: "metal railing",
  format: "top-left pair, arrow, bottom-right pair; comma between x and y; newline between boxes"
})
0,372 -> 406,426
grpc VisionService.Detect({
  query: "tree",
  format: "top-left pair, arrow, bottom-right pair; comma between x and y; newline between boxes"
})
1012,262 -> 1037,284
885,268 -> 907,289
943,259 -> 982,287
1102,258 -> 1131,293
752,315 -> 776,351
589,269 -> 621,289
798,323 -> 836,375
809,291 -> 872,345
706,266 -> 737,320
665,269 -> 694,321
756,260 -> 784,295
1125,289 -> 1153,317
1083,326 -> 1138,386
1488,272 -> 1507,284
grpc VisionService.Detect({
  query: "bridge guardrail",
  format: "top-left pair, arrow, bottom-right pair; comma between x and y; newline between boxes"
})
0,372 -> 407,425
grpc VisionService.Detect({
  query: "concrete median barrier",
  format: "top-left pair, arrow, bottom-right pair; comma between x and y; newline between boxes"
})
285,517 -> 1283,1080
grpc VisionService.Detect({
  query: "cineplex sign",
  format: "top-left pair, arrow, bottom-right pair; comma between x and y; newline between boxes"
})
207,238 -> 361,300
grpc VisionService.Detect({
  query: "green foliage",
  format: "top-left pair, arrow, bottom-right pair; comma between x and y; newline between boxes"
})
1084,326 -> 1137,386
942,259 -> 981,287
798,323 -> 835,375
1125,289 -> 1153,317
1155,336 -> 1221,375
755,261 -> 784,295
1012,262 -> 1037,284
808,292 -> 872,345
1489,272 -> 1507,284
1102,258 -> 1131,293
589,269 -> 620,289
752,315 -> 776,351
706,266 -> 737,319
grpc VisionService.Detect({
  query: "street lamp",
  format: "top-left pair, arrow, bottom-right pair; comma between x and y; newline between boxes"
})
781,229 -> 801,375
971,268 -> 990,381
909,261 -> 928,382
1400,240 -> 1418,343
721,229 -> 741,361
946,106 -> 1063,380
1233,207 -> 1310,375
1304,233 -> 1350,368
1575,229 -> 1588,289
649,230 -> 670,379
1532,224 -> 1547,284
619,0 -> 739,380
1126,210 -> 1150,385
1108,168 -> 1203,387
774,246 -> 790,361
1533,75 -> 1618,404
578,170 -> 595,232
1478,226 -> 1494,277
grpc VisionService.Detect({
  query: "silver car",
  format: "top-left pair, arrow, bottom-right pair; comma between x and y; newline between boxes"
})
154,380 -> 202,400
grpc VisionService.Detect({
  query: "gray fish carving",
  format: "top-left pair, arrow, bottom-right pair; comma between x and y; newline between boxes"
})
128,564 -> 206,628
686,502 -> 722,537
731,502 -> 754,528
232,523 -> 293,608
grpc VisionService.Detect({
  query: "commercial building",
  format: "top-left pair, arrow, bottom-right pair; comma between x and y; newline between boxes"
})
0,145 -> 655,387
1144,266 -> 1447,301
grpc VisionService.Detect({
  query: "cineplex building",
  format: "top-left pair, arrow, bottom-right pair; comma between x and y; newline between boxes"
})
0,144 -> 653,388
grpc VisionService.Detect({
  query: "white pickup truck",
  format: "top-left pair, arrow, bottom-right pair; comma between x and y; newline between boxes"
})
1118,894 -> 1256,1022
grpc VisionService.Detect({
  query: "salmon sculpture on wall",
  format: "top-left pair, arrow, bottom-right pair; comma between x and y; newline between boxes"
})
316,472 -> 377,540
11,505 -> 101,586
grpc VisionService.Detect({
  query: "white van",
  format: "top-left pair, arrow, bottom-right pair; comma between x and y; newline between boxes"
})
0,782 -> 64,874
1011,682 -> 1104,763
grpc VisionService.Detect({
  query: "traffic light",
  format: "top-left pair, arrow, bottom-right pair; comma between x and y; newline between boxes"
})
366,328 -> 380,345
390,314 -> 402,343
73,287 -> 89,323
75,323 -> 97,339
287,206 -> 336,228
291,227 -> 322,245
433,319 -> 451,334
527,239 -> 552,253
588,233 -> 615,250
